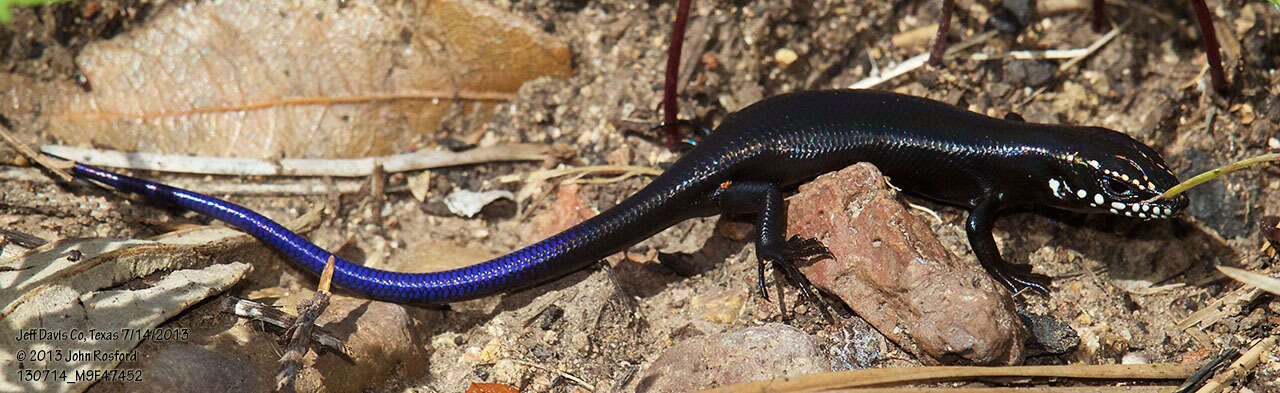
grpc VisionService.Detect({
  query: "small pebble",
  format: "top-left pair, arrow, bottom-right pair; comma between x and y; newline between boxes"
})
774,48 -> 798,67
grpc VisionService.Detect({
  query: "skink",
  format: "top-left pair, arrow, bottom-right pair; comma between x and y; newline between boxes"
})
69,89 -> 1190,302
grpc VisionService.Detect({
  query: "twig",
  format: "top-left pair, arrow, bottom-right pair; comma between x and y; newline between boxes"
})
1193,336 -> 1278,393
500,164 -> 663,202
660,0 -> 693,149
276,256 -> 336,393
56,90 -> 514,123
0,228 -> 48,249
40,143 -> 548,177
969,48 -> 1094,61
905,201 -> 943,222
220,297 -> 347,354
168,180 -> 367,196
1174,348 -> 1239,393
1186,0 -> 1228,94
0,124 -> 73,183
1215,266 -> 1280,295
0,165 -> 372,196
927,0 -> 956,66
850,31 -> 996,89
1020,24 -> 1125,104
1176,287 -> 1263,330
1153,153 -> 1280,200
695,363 -> 1197,393
1056,22 -> 1125,72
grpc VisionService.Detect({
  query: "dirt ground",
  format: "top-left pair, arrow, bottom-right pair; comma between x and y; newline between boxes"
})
3,0 -> 1279,391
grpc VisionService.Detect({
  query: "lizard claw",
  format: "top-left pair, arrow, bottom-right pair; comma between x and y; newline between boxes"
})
757,236 -> 838,321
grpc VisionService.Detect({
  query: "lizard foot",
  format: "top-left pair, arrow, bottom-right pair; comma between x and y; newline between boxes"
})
756,235 -> 837,321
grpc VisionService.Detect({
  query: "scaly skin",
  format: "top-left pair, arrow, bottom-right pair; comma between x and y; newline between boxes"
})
70,89 -> 1189,302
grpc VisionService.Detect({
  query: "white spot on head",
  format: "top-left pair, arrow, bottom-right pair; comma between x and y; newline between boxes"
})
1110,208 -> 1119,214
1077,189 -> 1087,199
1094,194 -> 1104,205
1111,202 -> 1126,210
1139,212 -> 1147,219
1131,204 -> 1141,212
1142,205 -> 1150,212
1088,160 -> 1100,168
1048,179 -> 1061,197
1121,174 -> 1129,181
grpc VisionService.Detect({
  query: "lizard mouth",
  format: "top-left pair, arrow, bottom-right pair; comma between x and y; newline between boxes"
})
1112,194 -> 1188,220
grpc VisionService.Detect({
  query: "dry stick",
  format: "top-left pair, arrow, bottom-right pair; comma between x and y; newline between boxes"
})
850,31 -> 997,89
928,0 -> 957,66
220,297 -> 348,354
1215,266 -> 1280,295
1185,0 -> 1228,94
0,165 -> 368,195
57,90 -> 515,123
1193,336 -> 1278,393
41,143 -> 549,177
1153,153 -> 1280,201
969,47 -> 1095,61
0,228 -> 48,248
172,180 -> 366,196
503,164 -> 663,203
0,124 -> 73,183
1019,24 -> 1124,105
276,256 -> 336,393
660,0 -> 693,149
695,363 -> 1198,393
1092,0 -> 1107,32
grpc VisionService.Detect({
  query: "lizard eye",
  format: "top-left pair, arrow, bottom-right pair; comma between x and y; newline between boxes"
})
1104,177 -> 1134,196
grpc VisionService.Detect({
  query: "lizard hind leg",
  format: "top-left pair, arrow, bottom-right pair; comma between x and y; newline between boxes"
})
713,180 -> 836,320
770,235 -> 837,320
753,237 -> 833,303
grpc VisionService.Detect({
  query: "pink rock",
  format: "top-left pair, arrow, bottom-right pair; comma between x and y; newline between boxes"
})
788,163 -> 1025,365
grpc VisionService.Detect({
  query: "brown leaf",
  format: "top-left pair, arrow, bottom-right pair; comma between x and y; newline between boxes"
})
46,0 -> 570,158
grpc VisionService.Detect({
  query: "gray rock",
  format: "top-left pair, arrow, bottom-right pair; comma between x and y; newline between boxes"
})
636,323 -> 830,393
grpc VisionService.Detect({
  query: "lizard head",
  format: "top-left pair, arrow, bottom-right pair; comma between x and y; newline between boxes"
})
1042,127 -> 1188,220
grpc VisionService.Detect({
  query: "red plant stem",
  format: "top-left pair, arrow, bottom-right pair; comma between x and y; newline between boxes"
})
662,0 -> 693,149
928,0 -> 956,66
1091,0 -> 1106,32
1188,0 -> 1229,94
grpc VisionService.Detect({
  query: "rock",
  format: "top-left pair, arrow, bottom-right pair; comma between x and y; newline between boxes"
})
1005,60 -> 1056,87
635,323 -> 830,393
137,344 -> 269,393
822,318 -> 887,370
787,163 -> 1025,365
273,293 -> 432,393
1019,310 -> 1080,355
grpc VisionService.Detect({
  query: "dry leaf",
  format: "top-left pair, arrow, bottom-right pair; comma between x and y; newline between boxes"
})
43,0 -> 569,159
1,231 -> 254,393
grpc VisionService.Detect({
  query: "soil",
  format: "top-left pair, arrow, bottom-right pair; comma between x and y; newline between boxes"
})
3,0 -> 1278,392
